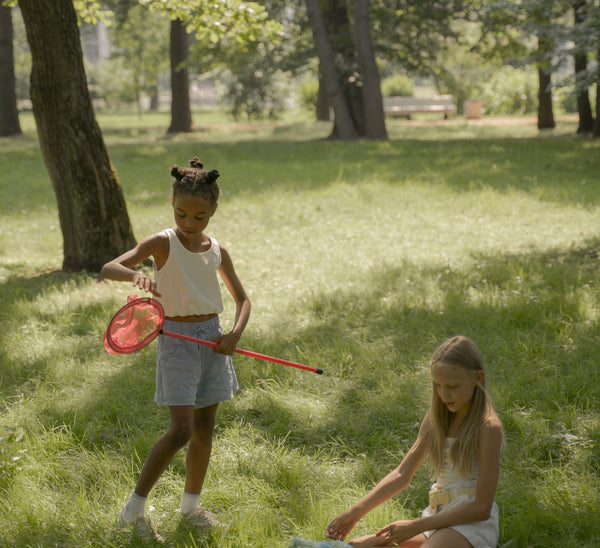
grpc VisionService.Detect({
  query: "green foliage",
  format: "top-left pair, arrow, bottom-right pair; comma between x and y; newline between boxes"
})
380,74 -> 415,97
85,58 -> 139,109
72,0 -> 113,25
1,115 -> 600,547
479,65 -> 538,115
298,76 -> 319,111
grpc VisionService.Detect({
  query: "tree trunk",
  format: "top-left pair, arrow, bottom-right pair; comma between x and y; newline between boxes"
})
305,0 -> 358,140
537,66 -> 555,129
18,0 -> 136,271
316,71 -> 330,121
352,0 -> 387,140
595,58 -> 600,137
572,0 -> 593,133
574,53 -> 594,133
167,18 -> 192,133
0,5 -> 22,136
149,82 -> 159,111
537,33 -> 555,130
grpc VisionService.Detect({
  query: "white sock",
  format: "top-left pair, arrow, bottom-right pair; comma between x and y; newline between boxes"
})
180,492 -> 201,515
123,491 -> 147,520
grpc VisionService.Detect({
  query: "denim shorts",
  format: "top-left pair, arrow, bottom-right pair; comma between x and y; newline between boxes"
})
155,317 -> 238,408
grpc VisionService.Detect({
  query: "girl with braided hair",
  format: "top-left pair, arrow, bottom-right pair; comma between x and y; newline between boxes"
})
102,157 -> 251,540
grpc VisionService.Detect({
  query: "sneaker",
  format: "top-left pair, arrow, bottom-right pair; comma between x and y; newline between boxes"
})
180,507 -> 224,530
118,504 -> 164,543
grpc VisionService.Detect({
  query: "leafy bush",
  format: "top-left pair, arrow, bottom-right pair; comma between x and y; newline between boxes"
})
479,65 -> 538,115
298,76 -> 319,110
381,74 -> 415,97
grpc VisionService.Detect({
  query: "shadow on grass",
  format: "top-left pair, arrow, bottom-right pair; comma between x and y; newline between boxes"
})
2,241 -> 600,545
104,134 -> 600,215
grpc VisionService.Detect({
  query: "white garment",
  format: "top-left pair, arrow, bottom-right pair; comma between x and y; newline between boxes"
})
422,438 -> 499,548
154,228 -> 224,316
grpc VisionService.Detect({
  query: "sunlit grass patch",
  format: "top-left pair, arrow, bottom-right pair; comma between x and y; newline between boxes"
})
1,119 -> 600,546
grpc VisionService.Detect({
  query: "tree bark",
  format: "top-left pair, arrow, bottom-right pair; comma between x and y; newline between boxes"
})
18,0 -> 136,271
0,5 -> 22,136
316,71 -> 331,121
537,66 -> 555,129
537,34 -> 555,130
352,0 -> 387,140
167,18 -> 192,133
305,0 -> 358,140
595,55 -> 600,137
572,0 -> 593,133
574,53 -> 594,133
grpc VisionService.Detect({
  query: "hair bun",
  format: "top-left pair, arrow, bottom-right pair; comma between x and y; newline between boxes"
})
207,169 -> 220,184
170,164 -> 185,180
190,157 -> 204,169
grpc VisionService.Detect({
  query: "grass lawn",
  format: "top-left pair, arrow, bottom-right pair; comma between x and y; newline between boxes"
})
1,110 -> 599,547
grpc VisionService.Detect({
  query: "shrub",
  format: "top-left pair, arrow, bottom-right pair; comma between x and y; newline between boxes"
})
381,74 -> 415,97
479,65 -> 538,115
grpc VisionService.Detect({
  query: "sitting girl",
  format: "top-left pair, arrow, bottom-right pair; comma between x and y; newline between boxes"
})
325,336 -> 504,548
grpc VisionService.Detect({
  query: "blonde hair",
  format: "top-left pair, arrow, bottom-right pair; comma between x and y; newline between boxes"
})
428,336 -> 497,478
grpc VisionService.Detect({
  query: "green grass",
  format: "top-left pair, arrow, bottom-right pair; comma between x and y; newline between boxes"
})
1,113 -> 600,547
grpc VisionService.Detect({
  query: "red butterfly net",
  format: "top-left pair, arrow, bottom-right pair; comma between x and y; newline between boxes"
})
104,296 -> 164,355
104,295 -> 323,373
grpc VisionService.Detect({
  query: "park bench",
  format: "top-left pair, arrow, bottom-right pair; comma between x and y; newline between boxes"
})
383,95 -> 457,119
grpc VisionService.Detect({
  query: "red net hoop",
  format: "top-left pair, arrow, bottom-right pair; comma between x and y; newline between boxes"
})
104,297 -> 165,354
104,296 -> 324,374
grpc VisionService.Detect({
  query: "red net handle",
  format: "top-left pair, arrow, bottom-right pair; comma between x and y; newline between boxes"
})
105,297 -> 323,374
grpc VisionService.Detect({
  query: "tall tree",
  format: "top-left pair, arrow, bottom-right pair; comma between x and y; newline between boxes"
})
167,17 -> 192,133
537,34 -> 555,129
352,0 -> 386,139
142,0 -> 283,126
108,1 -> 169,116
305,0 -> 359,139
18,0 -> 136,271
572,0 -> 594,133
0,4 -> 22,136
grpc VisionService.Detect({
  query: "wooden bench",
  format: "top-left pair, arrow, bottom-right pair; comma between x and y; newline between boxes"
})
383,95 -> 457,119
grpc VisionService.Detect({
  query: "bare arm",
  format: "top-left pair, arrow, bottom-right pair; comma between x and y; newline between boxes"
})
378,418 -> 503,546
325,415 -> 431,541
100,233 -> 168,297
213,245 -> 251,355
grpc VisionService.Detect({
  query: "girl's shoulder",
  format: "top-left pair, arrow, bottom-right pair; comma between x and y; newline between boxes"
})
481,412 -> 503,432
480,414 -> 504,448
137,231 -> 170,267
140,230 -> 170,250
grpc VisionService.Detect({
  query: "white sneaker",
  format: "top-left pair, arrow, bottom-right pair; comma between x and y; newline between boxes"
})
118,504 -> 164,542
180,507 -> 224,530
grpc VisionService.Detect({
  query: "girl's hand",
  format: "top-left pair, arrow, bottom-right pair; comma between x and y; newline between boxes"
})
132,272 -> 161,297
375,520 -> 419,546
212,332 -> 240,355
325,509 -> 361,541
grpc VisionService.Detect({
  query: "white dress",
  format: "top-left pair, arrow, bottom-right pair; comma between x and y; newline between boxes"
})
422,438 -> 499,548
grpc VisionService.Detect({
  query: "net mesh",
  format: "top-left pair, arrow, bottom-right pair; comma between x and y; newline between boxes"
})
104,297 -> 164,354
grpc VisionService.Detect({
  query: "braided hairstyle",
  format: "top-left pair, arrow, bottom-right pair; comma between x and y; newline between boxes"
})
170,157 -> 220,203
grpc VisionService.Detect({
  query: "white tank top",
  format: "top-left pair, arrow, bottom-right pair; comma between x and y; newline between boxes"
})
437,437 -> 479,488
154,228 -> 224,316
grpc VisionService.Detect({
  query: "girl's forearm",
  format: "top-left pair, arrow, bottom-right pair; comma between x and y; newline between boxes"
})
353,469 -> 410,517
230,299 -> 251,338
412,499 -> 493,534
101,262 -> 136,282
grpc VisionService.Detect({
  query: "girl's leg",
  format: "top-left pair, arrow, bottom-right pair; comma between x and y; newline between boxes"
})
349,533 -> 426,547
422,528 -> 472,548
134,405 -> 195,496
184,403 -> 219,494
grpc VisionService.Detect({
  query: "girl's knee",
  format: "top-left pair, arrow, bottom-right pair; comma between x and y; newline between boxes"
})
193,406 -> 217,435
167,422 -> 194,449
423,528 -> 470,548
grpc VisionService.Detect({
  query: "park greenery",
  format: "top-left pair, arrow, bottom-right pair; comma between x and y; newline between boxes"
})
1,111 -> 599,547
